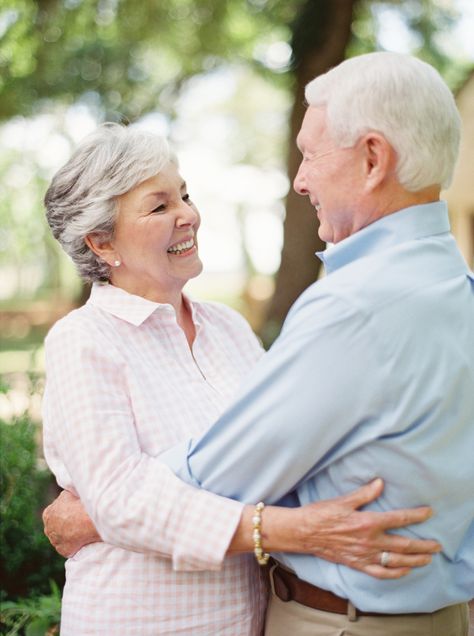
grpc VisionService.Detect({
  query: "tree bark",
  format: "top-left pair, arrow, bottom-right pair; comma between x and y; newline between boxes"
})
261,0 -> 358,346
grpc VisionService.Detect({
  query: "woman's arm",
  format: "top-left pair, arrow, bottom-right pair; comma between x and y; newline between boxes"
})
43,479 -> 439,578
43,322 -> 245,571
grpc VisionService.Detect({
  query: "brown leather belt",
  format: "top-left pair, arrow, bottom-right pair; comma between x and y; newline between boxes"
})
267,559 -> 385,618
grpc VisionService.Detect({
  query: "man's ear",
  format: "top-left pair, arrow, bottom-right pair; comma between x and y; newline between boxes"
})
85,233 -> 117,267
361,132 -> 396,191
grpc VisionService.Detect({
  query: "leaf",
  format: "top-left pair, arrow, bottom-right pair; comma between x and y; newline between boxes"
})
26,617 -> 54,636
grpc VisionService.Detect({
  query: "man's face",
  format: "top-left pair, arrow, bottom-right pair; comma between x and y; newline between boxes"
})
294,106 -> 364,244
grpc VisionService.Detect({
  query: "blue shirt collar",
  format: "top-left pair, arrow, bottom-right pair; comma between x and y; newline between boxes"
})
317,201 -> 451,274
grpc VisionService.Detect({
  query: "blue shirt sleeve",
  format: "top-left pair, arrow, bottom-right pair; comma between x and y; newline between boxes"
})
160,290 -> 387,504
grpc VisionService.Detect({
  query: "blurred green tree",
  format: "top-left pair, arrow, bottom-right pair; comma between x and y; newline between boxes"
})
263,0 -> 468,340
0,0 -> 469,335
0,0 -> 297,121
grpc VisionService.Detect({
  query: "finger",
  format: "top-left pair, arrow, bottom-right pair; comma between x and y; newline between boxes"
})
378,534 -> 441,554
377,553 -> 433,568
340,478 -> 384,509
378,506 -> 433,529
363,564 -> 412,579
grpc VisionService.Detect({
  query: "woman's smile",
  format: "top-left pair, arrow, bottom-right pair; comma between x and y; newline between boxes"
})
106,163 -> 203,302
167,234 -> 197,256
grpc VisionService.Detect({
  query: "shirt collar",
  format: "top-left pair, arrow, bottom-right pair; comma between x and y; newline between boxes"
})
317,201 -> 451,274
88,283 -> 196,326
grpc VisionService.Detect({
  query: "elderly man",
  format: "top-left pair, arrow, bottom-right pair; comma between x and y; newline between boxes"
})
160,52 -> 473,635
45,52 -> 473,635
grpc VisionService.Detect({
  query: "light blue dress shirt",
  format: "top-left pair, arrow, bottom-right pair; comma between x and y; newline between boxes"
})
161,201 -> 474,613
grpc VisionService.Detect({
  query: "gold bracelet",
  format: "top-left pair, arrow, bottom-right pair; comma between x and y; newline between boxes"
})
252,501 -> 270,566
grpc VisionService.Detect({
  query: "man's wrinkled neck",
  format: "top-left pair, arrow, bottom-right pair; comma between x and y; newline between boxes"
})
332,184 -> 441,244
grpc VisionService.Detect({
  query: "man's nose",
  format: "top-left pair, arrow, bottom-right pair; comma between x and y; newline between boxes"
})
293,164 -> 308,195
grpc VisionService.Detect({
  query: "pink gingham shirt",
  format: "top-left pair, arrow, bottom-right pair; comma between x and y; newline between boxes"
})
42,283 -> 267,635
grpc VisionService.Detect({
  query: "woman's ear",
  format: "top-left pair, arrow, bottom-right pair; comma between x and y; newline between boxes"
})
361,132 -> 396,191
85,233 -> 117,267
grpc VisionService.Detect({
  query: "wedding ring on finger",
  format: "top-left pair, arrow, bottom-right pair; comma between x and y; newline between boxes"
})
380,551 -> 391,567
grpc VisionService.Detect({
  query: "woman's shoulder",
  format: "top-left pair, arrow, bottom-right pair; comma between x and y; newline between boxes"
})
44,303 -> 127,373
45,302 -> 112,346
194,300 -> 263,354
195,299 -> 251,330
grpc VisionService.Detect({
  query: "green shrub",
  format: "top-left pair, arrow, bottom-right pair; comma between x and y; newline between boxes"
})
0,582 -> 61,635
0,410 -> 64,600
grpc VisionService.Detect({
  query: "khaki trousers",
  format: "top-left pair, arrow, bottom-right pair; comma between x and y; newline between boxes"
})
264,593 -> 469,636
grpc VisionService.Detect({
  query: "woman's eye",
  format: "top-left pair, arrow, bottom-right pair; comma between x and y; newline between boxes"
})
150,204 -> 166,214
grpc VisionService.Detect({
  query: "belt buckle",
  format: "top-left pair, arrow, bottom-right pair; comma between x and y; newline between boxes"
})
268,562 -> 292,602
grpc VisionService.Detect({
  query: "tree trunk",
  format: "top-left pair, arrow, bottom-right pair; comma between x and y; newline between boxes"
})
261,0 -> 358,346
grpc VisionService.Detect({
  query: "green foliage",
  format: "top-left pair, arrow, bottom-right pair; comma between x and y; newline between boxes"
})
0,404 -> 64,600
400,0 -> 472,91
0,0 -> 471,311
349,0 -> 471,90
0,581 -> 61,636
0,144 -> 50,266
0,0 -> 299,121
1,0 -> 469,123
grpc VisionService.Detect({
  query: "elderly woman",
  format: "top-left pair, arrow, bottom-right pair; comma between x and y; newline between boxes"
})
42,123 -> 438,635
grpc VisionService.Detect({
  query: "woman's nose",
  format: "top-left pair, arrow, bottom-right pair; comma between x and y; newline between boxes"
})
176,201 -> 199,227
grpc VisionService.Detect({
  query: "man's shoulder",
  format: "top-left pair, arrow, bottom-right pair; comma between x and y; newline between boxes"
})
281,280 -> 369,349
315,235 -> 468,311
285,234 -> 473,344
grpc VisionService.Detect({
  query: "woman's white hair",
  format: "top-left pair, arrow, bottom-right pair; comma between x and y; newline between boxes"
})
44,123 -> 172,282
305,51 -> 461,191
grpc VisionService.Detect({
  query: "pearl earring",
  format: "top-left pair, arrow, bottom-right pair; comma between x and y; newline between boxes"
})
113,260 -> 121,267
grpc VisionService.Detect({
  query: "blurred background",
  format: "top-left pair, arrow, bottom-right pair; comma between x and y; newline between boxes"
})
1,0 -> 473,633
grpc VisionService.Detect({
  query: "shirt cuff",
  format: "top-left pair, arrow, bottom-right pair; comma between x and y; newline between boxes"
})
171,485 -> 244,571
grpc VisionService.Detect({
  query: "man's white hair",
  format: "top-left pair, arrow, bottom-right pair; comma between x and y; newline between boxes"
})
44,123 -> 172,282
305,52 -> 461,191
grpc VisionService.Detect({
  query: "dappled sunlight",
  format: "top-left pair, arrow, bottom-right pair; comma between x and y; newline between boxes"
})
0,372 -> 44,422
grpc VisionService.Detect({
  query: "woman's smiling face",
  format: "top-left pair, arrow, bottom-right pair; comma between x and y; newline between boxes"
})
108,161 -> 203,302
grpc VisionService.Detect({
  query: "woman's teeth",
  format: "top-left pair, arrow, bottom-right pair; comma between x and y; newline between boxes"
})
167,238 -> 195,255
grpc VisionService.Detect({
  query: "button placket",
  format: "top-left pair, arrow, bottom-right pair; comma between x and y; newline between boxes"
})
160,308 -> 213,386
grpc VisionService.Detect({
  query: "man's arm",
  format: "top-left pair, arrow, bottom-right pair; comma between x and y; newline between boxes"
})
160,294 -> 384,504
43,297 -> 441,574
44,481 -> 440,578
